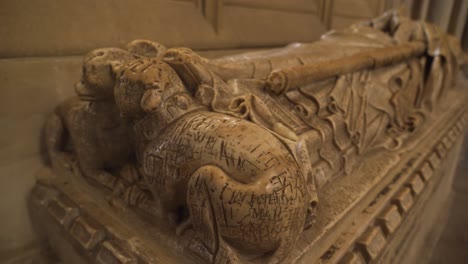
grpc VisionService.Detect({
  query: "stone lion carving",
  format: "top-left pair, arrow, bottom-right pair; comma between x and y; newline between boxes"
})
44,41 -> 167,205
112,57 -> 314,263
42,10 -> 468,264
45,47 -> 135,190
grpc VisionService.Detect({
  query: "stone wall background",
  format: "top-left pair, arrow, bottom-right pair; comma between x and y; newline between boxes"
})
0,0 -> 467,262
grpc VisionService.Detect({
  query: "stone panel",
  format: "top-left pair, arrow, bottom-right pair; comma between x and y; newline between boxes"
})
0,0 -> 326,58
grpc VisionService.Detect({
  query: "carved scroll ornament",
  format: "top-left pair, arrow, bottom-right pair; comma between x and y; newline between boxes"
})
44,10 -> 467,264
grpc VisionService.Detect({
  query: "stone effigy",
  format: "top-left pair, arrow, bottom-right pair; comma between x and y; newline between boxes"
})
30,11 -> 468,264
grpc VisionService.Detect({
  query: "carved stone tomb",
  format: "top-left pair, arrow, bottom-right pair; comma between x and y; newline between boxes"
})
30,11 -> 468,264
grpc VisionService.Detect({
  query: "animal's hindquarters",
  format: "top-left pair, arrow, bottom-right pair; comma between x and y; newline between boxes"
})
187,165 -> 308,263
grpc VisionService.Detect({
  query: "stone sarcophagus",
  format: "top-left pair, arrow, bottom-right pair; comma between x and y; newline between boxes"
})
30,11 -> 467,264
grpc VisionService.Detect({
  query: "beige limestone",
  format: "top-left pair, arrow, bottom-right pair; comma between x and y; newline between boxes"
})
1,0 -> 467,262
25,10 -> 468,263
0,48 -> 292,259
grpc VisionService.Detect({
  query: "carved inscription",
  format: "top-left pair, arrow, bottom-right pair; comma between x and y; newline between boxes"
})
141,110 -> 309,260
40,9 -> 468,264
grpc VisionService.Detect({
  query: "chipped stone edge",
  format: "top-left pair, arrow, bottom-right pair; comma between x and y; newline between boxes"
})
320,110 -> 468,264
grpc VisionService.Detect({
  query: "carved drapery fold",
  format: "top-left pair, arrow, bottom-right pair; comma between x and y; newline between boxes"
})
40,10 -> 467,264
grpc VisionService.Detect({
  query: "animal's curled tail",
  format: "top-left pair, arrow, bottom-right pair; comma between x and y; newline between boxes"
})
187,165 -> 308,264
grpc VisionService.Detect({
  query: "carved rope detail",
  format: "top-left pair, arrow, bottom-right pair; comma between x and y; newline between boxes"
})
319,111 -> 468,264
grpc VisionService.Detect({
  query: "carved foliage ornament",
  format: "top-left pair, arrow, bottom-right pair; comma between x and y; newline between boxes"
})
44,10 -> 466,264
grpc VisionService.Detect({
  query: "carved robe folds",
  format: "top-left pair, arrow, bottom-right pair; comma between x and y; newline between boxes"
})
33,10 -> 467,264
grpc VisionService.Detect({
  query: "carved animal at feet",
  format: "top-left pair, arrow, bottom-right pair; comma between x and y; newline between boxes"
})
113,58 -> 311,263
45,47 -> 148,204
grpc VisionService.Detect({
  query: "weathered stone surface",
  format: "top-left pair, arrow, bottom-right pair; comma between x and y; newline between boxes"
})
96,241 -> 137,264
392,187 -> 414,213
14,9 -> 468,264
47,196 -> 79,229
339,252 -> 366,264
419,162 -> 434,181
357,227 -> 387,261
377,205 -> 402,235
406,174 -> 425,195
70,217 -> 106,251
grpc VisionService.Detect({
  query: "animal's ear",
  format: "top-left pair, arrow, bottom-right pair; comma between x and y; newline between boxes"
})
140,89 -> 162,113
162,48 -> 212,95
127,40 -> 167,58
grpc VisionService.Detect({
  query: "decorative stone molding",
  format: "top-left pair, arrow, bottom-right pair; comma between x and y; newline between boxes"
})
29,10 -> 468,264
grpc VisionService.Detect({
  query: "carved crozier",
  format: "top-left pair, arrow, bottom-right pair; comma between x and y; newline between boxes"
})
30,10 -> 468,264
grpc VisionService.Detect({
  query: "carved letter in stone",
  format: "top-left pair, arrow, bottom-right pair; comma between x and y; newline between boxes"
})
113,58 -> 313,263
34,10 -> 468,264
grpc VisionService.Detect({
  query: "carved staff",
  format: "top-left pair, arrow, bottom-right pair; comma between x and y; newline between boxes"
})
266,41 -> 426,95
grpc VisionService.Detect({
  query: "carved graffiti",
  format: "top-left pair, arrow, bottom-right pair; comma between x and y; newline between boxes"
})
41,10 -> 467,264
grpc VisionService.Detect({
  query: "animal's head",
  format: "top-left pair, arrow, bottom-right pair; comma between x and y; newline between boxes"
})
112,58 -> 189,120
127,39 -> 167,58
75,48 -> 135,101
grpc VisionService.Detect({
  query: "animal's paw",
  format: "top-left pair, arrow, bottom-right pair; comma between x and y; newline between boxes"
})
118,163 -> 141,184
162,48 -> 203,65
214,242 -> 240,264
184,234 -> 240,264
176,217 -> 193,236
49,151 -> 75,172
122,185 -> 151,206
184,235 -> 215,263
